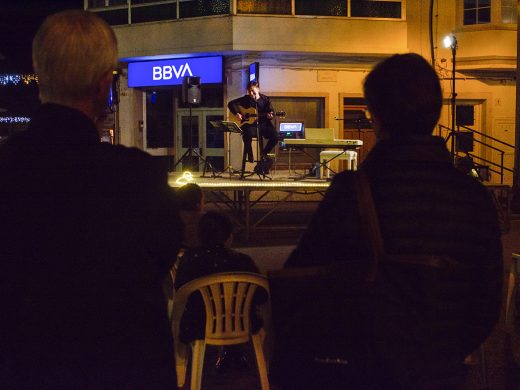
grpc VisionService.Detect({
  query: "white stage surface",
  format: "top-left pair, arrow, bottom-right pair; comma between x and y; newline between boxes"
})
168,170 -> 330,239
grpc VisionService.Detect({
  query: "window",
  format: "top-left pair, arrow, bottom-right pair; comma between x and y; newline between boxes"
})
350,0 -> 402,18
237,0 -> 291,15
88,0 -> 127,8
463,0 -> 491,25
95,8 -> 129,25
501,0 -> 517,24
295,0 -> 401,18
295,0 -> 347,16
180,0 -> 230,18
132,4 -> 176,23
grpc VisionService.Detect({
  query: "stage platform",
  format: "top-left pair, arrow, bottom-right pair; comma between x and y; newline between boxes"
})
168,170 -> 330,240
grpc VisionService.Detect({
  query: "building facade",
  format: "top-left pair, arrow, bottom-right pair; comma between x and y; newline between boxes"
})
85,0 -> 518,185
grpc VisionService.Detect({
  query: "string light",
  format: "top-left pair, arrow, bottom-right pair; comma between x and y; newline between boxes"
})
0,116 -> 31,123
175,171 -> 194,185
0,73 -> 38,86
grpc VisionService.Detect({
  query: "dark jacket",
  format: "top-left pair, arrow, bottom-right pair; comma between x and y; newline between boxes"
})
0,103 -> 183,389
286,135 -> 503,387
174,245 -> 266,342
228,93 -> 275,131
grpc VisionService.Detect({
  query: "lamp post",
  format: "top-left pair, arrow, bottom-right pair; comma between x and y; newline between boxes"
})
444,34 -> 458,162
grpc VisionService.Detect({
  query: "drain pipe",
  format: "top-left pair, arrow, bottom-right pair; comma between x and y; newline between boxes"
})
429,0 -> 435,65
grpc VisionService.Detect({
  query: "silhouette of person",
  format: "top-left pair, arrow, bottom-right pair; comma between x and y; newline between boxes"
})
0,10 -> 183,389
286,53 -> 503,388
228,81 -> 278,165
175,211 -> 265,339
176,182 -> 205,249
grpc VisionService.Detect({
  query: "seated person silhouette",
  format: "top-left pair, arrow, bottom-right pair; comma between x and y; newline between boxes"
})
176,183 -> 205,249
174,211 -> 267,370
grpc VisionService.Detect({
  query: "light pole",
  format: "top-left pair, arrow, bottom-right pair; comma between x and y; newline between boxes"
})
444,34 -> 458,162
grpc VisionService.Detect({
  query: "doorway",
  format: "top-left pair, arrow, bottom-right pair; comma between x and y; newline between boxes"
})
175,108 -> 225,172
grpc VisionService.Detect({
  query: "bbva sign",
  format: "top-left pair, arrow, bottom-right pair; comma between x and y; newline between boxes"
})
127,56 -> 222,87
153,63 -> 193,80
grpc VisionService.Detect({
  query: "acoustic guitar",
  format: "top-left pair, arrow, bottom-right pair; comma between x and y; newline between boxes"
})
231,106 -> 286,126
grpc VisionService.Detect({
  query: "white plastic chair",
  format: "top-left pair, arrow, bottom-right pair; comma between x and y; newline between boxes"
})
171,272 -> 270,390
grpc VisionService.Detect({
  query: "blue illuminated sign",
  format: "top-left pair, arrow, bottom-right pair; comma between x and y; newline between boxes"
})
127,56 -> 222,87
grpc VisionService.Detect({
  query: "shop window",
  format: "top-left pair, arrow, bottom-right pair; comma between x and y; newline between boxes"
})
463,0 -> 491,25
146,90 -> 174,148
237,0 -> 291,15
501,0 -> 517,24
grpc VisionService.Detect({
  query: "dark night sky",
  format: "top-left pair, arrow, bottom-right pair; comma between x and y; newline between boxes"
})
0,1 -> 84,73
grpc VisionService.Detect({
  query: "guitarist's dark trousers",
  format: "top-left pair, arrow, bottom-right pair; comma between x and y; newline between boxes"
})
242,124 -> 279,162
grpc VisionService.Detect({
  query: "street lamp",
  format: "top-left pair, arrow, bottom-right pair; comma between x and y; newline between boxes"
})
444,34 -> 458,162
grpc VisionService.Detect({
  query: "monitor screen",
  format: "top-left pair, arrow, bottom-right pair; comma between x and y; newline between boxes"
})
249,62 -> 259,83
278,121 -> 304,139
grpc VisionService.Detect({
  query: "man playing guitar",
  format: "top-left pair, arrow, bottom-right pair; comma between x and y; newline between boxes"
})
228,81 -> 279,168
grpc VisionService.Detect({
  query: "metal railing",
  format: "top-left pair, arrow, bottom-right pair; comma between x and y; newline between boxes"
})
438,124 -> 515,184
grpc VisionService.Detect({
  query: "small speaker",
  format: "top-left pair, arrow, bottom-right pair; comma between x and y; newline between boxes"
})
455,131 -> 474,152
182,76 -> 201,105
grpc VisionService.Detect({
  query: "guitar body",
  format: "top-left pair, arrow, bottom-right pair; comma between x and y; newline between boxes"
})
231,106 -> 286,126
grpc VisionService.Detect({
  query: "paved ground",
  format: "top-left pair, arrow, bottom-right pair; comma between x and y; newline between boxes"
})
180,201 -> 520,389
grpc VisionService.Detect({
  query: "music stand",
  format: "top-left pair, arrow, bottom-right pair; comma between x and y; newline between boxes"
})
209,120 -> 242,178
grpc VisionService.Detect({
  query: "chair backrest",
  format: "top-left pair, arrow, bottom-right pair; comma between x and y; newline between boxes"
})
171,272 -> 269,345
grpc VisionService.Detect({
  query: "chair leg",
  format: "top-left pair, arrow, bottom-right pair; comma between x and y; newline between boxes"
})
175,341 -> 189,388
190,340 -> 206,390
252,333 -> 270,390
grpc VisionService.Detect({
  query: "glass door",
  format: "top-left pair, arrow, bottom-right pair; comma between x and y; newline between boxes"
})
175,108 -> 224,172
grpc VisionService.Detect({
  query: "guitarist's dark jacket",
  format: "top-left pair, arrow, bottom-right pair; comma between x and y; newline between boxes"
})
227,93 -> 275,132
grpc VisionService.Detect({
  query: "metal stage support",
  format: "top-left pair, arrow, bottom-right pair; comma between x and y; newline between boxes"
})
168,173 -> 328,240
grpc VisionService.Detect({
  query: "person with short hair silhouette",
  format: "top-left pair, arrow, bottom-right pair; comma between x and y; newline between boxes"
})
286,53 -> 502,388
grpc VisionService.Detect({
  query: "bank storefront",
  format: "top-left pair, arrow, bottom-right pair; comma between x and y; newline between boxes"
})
118,55 -> 225,172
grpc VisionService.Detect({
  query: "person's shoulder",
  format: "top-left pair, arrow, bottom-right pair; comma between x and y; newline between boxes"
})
448,166 -> 491,196
101,143 -> 152,160
232,249 -> 260,271
97,144 -> 168,183
327,169 -> 357,189
99,143 -> 160,168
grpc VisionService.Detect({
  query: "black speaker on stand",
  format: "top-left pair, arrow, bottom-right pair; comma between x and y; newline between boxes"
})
182,76 -> 201,105
174,76 -> 216,177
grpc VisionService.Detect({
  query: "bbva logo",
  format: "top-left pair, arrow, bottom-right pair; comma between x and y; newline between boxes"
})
152,63 -> 193,80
